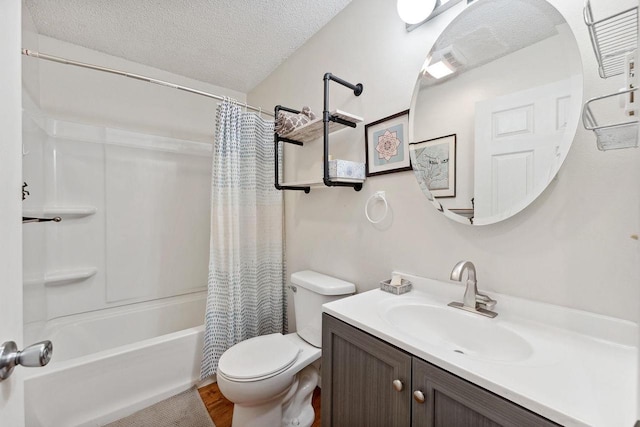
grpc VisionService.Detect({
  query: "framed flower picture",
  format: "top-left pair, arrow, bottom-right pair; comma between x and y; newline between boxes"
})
365,110 -> 412,177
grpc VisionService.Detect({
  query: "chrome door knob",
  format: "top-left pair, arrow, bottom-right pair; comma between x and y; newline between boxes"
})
413,390 -> 426,404
0,340 -> 53,380
18,341 -> 52,367
392,379 -> 404,392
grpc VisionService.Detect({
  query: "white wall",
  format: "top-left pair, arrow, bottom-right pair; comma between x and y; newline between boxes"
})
249,0 -> 640,326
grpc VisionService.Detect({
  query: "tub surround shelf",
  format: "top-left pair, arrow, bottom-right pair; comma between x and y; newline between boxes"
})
22,216 -> 62,224
24,267 -> 98,287
275,73 -> 364,193
23,206 -> 97,219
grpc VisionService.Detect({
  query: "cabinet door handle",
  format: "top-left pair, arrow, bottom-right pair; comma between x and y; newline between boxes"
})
413,390 -> 425,404
392,379 -> 404,392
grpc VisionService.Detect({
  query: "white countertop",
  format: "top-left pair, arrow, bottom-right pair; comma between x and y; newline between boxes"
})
322,272 -> 638,427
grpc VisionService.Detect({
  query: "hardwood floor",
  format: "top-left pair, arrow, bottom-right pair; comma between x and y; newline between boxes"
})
198,382 -> 321,427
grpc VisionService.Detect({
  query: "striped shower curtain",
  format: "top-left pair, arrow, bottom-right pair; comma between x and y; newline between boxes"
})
201,99 -> 285,378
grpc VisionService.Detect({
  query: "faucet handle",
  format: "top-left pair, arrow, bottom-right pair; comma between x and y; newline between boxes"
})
476,293 -> 497,311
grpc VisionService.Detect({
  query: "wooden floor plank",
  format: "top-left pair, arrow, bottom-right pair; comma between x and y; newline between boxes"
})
198,382 -> 321,427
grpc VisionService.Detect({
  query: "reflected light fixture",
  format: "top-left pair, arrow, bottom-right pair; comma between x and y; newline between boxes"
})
397,0 -> 437,25
421,46 -> 465,79
424,60 -> 455,79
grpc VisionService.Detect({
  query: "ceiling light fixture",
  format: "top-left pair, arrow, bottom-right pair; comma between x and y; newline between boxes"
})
397,0 -> 437,25
403,0 -> 465,32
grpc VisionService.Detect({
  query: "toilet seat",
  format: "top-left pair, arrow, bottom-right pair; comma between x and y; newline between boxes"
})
218,333 -> 300,382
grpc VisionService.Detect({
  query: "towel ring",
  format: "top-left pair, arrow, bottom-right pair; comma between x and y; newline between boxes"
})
365,191 -> 389,224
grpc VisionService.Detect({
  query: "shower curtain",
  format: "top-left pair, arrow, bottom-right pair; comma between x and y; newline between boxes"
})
201,99 -> 285,378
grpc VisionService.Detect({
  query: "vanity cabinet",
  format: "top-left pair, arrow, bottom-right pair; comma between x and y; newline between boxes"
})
321,314 -> 559,427
321,312 -> 412,426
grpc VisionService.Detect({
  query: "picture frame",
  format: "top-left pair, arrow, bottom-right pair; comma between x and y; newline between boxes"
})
365,110 -> 412,177
409,134 -> 456,198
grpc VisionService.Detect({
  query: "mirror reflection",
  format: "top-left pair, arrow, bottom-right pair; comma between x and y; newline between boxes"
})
409,0 -> 583,225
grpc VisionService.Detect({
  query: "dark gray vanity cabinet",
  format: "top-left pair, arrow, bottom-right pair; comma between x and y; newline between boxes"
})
321,314 -> 559,427
412,358 -> 559,426
321,312 -> 412,426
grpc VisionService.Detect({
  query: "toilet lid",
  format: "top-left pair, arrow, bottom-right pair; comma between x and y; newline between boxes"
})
218,333 -> 300,381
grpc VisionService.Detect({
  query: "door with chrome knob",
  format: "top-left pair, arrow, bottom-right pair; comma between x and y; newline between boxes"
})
0,340 -> 53,380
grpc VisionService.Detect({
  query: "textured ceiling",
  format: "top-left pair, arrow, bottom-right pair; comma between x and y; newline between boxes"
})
24,0 -> 352,92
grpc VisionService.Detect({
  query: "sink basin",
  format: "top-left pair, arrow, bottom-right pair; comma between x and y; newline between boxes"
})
381,302 -> 533,363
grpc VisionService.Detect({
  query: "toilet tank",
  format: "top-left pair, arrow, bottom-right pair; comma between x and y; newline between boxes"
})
291,270 -> 355,347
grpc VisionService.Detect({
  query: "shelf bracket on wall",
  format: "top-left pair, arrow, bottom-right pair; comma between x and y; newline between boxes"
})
274,105 -> 311,193
322,73 -> 363,191
273,73 -> 364,193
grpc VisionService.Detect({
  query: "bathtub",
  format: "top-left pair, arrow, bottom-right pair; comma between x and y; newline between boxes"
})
24,291 -> 207,427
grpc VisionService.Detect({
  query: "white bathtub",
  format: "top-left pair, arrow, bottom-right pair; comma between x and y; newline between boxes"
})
24,292 -> 207,427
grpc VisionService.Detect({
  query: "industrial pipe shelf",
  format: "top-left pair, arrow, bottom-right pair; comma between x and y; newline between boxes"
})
274,73 -> 365,193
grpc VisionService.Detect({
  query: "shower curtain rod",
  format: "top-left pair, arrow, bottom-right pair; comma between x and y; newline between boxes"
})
21,49 -> 274,117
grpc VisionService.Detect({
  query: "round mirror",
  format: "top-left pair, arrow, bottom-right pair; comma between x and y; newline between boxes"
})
409,0 -> 582,225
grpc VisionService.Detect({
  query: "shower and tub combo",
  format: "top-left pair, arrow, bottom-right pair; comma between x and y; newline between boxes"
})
21,44 -> 286,425
22,103 -> 213,426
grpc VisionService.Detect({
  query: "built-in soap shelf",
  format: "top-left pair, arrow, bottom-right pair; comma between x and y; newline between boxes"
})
24,267 -> 98,287
23,206 -> 97,222
583,0 -> 639,150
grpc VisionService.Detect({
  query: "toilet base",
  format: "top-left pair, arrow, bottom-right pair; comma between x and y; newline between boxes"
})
231,365 -> 319,427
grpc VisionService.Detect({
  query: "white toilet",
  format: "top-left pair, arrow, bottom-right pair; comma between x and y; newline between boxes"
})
216,270 -> 355,427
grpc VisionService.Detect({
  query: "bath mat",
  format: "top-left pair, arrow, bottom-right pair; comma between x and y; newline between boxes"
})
104,386 -> 215,427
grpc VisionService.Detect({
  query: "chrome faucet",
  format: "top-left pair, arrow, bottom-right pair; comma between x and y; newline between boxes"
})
448,261 -> 497,318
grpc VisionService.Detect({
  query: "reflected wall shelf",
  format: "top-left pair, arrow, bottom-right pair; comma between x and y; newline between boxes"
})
583,0 -> 639,150
24,267 -> 98,287
275,73 -> 364,193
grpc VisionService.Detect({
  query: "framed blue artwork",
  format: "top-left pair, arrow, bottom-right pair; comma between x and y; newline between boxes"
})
365,110 -> 412,177
409,134 -> 457,198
